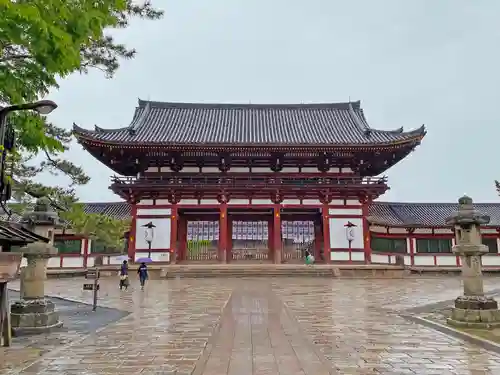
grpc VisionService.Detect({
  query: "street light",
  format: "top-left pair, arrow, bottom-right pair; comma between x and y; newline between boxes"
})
0,100 -> 58,207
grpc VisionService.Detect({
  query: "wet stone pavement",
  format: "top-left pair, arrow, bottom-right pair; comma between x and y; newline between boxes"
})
2,277 -> 500,374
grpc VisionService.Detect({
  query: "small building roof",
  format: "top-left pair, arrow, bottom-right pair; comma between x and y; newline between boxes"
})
9,200 -> 500,229
73,99 -> 425,147
368,202 -> 500,228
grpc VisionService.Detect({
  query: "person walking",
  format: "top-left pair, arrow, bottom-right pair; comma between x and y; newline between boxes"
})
119,260 -> 129,291
137,262 -> 149,290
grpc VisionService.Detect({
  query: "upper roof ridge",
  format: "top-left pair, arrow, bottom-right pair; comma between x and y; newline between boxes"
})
137,98 -> 361,111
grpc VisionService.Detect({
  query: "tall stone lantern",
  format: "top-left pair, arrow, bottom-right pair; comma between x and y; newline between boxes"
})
446,195 -> 500,328
10,198 -> 63,335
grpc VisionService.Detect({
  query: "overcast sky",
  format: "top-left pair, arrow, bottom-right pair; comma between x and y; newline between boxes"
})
42,0 -> 500,203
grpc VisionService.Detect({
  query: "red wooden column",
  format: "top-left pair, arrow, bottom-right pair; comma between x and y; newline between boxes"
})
322,205 -> 331,263
273,205 -> 282,264
170,206 -> 178,263
268,218 -> 274,262
361,198 -> 371,264
219,203 -> 228,263
314,223 -> 322,261
178,216 -> 187,262
128,204 -> 138,261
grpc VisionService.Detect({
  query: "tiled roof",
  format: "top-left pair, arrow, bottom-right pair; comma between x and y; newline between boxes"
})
368,202 -> 500,227
73,100 -> 426,146
0,202 -> 131,223
82,202 -> 131,219
4,200 -> 500,228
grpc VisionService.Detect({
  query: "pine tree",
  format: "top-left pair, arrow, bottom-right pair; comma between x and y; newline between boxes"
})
0,0 -> 163,247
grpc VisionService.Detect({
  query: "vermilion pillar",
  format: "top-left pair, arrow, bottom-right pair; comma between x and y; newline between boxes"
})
219,203 -> 228,263
128,204 -> 138,261
273,205 -> 282,264
178,217 -> 187,262
268,219 -> 274,261
361,198 -> 371,264
322,205 -> 331,263
170,206 -> 178,263
314,223 -> 322,261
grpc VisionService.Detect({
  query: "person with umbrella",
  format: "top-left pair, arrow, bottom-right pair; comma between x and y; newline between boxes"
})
119,260 -> 129,291
137,261 -> 149,290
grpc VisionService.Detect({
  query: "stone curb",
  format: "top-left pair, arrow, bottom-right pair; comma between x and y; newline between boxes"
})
7,287 -> 129,313
401,314 -> 500,354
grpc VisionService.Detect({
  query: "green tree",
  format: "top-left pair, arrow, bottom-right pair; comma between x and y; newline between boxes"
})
0,0 -> 163,206
60,203 -> 131,252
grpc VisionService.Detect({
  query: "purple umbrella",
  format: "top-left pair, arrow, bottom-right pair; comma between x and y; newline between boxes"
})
136,257 -> 152,263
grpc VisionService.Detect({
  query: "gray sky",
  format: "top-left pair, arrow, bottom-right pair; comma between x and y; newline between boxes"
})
43,0 -> 500,203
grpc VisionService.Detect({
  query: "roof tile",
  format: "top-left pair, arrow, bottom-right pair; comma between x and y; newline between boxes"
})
74,100 -> 425,146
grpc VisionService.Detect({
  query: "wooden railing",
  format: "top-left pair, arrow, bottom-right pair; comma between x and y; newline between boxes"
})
111,175 -> 388,188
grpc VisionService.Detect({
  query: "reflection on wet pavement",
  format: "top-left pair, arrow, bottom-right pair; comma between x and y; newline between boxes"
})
3,276 -> 500,374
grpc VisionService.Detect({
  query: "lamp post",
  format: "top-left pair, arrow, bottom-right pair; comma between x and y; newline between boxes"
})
344,221 -> 356,251
0,100 -> 58,204
142,221 -> 156,258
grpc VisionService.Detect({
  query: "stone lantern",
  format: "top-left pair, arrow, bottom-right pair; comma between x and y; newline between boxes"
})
10,198 -> 63,335
445,195 -> 500,328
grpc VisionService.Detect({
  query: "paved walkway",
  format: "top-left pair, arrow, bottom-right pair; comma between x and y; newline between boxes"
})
3,276 -> 500,374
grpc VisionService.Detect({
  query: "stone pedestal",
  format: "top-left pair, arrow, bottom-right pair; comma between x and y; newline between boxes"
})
446,195 -> 500,329
11,242 -> 63,336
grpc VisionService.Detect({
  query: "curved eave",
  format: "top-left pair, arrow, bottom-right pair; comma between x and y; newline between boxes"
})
73,130 -> 426,151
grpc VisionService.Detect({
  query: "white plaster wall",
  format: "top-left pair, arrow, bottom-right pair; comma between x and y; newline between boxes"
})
413,256 -> 435,266
371,254 -> 390,264
369,226 -> 387,233
329,217 -> 363,249
135,218 -> 171,250
252,199 -> 274,205
156,199 -> 170,205
482,228 -> 498,234
434,228 -> 453,234
481,256 -> 500,266
179,199 -> 198,205
345,199 -> 359,205
413,228 -> 433,234
150,252 -> 170,262
301,167 -> 318,172
328,208 -> 363,216
282,199 -> 300,205
228,199 -> 250,205
388,228 -> 407,234
436,256 -> 457,266
404,255 -> 412,266
331,251 -> 350,261
136,208 -> 171,216
199,199 -> 219,205
137,199 -> 154,206
62,257 -> 84,268
302,199 -> 321,206
87,257 -> 95,267
108,255 -> 125,265
351,252 -> 365,262
47,257 -> 61,268
134,251 -> 150,261
330,199 -> 344,205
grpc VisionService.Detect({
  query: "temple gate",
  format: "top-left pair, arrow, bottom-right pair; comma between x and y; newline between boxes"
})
73,99 -> 425,264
